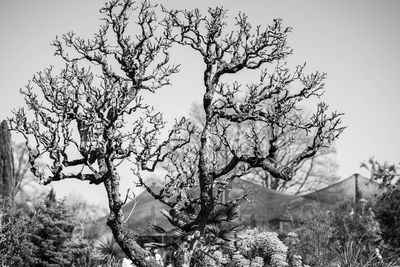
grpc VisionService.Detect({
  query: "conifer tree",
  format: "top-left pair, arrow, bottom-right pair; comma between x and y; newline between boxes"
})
0,189 -> 87,266
27,189 -> 87,266
0,120 -> 15,205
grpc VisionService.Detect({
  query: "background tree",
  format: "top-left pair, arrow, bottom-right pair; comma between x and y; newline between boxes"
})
289,208 -> 335,266
11,141 -> 48,210
13,142 -> 33,197
374,189 -> 400,258
287,200 -> 393,266
96,237 -> 125,267
0,120 -> 15,205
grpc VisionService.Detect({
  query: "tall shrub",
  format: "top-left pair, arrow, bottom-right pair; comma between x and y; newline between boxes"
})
0,190 -> 87,266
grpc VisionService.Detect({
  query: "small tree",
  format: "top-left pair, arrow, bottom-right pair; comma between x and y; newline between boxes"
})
10,0 -> 344,265
27,189 -> 87,266
13,142 -> 34,197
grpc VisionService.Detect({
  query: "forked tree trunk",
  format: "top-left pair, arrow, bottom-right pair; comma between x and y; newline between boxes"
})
0,120 -> 14,206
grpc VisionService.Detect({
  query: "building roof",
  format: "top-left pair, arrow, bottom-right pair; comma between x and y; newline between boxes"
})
301,173 -> 380,204
103,174 -> 382,234
274,174 -> 382,221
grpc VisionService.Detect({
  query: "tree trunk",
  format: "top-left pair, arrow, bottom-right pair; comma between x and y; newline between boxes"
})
196,118 -> 215,230
103,167 -> 159,267
0,120 -> 14,206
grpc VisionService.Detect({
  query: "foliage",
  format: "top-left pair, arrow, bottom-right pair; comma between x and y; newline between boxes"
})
96,236 -> 125,266
202,229 -> 291,267
285,209 -> 334,266
28,190 -> 88,266
199,229 -> 310,267
0,204 -> 35,266
332,241 -> 392,267
374,189 -> 400,250
0,190 -> 88,267
363,159 -> 400,255
330,200 -> 381,251
285,199 -> 400,267
231,229 -> 289,266
147,201 -> 241,266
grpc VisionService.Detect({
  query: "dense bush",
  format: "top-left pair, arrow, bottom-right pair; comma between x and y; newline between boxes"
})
363,159 -> 400,260
231,230 -> 289,266
286,199 -> 399,267
201,229 -> 307,267
331,200 -> 381,255
0,207 -> 35,266
286,208 -> 334,266
374,188 -> 400,250
0,190 -> 88,266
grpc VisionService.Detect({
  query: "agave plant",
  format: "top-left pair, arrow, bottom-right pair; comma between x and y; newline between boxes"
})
96,236 -> 124,267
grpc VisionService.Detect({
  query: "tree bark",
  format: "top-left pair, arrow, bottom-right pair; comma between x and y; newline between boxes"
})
103,163 -> 159,267
0,120 -> 14,206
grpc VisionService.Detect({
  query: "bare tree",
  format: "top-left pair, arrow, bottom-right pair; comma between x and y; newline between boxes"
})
10,1 -> 344,266
136,6 -> 344,265
10,1 -> 190,266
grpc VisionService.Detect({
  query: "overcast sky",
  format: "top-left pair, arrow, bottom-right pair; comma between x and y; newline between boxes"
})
1,0 -> 400,206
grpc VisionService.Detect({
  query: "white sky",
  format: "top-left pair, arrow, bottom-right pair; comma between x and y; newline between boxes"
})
1,0 -> 400,207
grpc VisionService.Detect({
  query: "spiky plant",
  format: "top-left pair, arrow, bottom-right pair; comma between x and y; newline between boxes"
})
146,200 -> 243,266
96,237 -> 124,267
333,241 -> 400,267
